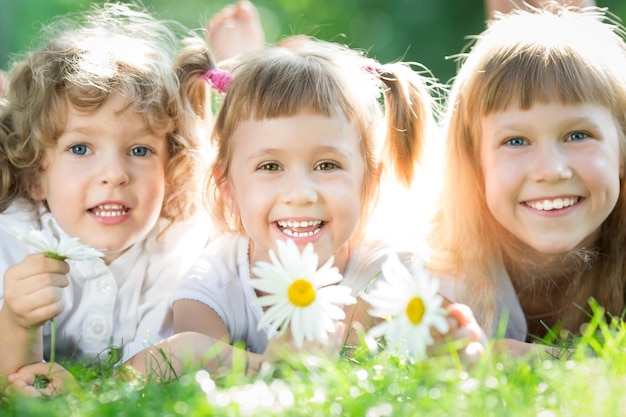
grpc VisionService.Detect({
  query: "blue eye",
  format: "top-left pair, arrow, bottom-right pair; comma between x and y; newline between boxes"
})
131,146 -> 150,157
505,137 -> 526,146
568,132 -> 588,141
70,144 -> 88,155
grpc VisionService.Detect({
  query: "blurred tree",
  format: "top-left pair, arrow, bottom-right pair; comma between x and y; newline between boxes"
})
1,0 -> 625,85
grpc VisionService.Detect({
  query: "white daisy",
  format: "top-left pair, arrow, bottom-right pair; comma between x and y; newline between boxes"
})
5,217 -> 103,261
249,239 -> 356,349
362,253 -> 449,361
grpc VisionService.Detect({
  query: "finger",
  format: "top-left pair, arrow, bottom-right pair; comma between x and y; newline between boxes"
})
7,254 -> 69,280
458,341 -> 485,368
11,287 -> 66,326
7,371 -> 36,385
446,303 -> 484,342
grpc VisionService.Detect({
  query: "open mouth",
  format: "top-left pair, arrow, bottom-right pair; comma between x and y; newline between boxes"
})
89,204 -> 130,217
276,220 -> 324,238
525,197 -> 580,211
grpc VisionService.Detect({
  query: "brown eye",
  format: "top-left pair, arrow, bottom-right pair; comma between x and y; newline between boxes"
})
259,162 -> 281,171
315,161 -> 339,171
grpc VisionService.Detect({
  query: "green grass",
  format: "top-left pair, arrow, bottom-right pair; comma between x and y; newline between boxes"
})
3,302 -> 626,417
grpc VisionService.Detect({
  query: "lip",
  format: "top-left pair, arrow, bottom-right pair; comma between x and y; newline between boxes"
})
272,218 -> 326,244
88,201 -> 132,225
521,196 -> 583,215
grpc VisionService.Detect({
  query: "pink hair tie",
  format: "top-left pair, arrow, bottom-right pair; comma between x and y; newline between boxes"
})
201,68 -> 232,94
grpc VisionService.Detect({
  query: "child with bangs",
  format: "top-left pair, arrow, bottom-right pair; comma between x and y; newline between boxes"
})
0,3 -> 220,395
428,3 -> 626,356
128,36 -> 485,378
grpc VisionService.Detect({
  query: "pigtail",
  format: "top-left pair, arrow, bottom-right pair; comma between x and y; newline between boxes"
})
375,63 -> 437,188
175,36 -> 220,121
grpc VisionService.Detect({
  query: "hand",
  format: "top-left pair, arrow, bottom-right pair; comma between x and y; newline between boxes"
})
6,362 -> 75,397
3,253 -> 69,328
427,303 -> 486,366
263,322 -> 347,362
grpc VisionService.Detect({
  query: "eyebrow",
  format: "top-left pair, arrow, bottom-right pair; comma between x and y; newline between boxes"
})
246,144 -> 354,162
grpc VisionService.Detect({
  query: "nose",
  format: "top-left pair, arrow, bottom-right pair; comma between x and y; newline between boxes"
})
280,168 -> 318,205
98,154 -> 130,186
528,143 -> 573,183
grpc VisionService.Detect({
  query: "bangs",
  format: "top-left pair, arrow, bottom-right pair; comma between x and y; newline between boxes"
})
479,44 -> 619,114
220,47 -> 359,129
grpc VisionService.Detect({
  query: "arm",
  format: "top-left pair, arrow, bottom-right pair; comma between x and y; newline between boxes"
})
0,254 -> 68,386
173,299 -> 230,340
125,331 -> 267,380
124,298 -> 238,379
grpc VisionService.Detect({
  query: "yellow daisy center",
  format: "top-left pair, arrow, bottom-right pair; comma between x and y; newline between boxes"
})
288,279 -> 316,307
406,296 -> 425,324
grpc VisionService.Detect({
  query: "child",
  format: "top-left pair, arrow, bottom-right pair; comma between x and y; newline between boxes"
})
0,3 -> 218,392
428,4 -> 626,356
125,37 -> 484,377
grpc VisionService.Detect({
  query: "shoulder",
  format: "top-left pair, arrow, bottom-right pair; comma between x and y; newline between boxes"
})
172,234 -> 251,310
180,233 -> 248,287
0,201 -> 42,274
0,199 -> 40,229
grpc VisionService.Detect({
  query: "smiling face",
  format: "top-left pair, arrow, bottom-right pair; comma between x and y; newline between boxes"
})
480,102 -> 623,254
33,93 -> 169,263
225,109 -> 365,271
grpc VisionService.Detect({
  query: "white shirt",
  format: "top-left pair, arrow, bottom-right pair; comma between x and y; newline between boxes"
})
0,200 -> 211,363
172,233 -> 412,353
438,261 -> 528,341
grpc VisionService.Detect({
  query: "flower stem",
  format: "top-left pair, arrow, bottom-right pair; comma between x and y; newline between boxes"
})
48,318 -> 56,373
43,253 -> 65,380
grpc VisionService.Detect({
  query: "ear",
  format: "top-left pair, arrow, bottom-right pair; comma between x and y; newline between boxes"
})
216,172 -> 239,216
28,176 -> 46,202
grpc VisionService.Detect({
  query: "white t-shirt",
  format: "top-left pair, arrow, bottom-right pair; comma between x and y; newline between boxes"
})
0,200 -> 212,363
172,233 -> 411,353
438,261 -> 528,341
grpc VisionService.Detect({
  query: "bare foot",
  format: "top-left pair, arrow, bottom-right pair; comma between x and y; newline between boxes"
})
206,1 -> 265,62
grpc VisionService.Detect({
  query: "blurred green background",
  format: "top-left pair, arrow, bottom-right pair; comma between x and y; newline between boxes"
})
1,0 -> 626,84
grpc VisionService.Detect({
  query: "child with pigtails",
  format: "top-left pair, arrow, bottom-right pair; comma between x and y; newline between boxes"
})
128,37 -> 484,378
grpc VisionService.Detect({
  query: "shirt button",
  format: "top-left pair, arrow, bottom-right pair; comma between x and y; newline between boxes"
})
93,323 -> 104,335
97,278 -> 113,293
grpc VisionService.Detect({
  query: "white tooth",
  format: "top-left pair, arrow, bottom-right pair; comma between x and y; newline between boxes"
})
298,221 -> 306,227
553,198 -> 564,209
535,201 -> 544,210
543,200 -> 553,210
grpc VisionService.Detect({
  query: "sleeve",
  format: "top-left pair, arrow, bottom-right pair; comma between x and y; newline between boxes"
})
121,214 -> 212,363
170,236 -> 242,330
